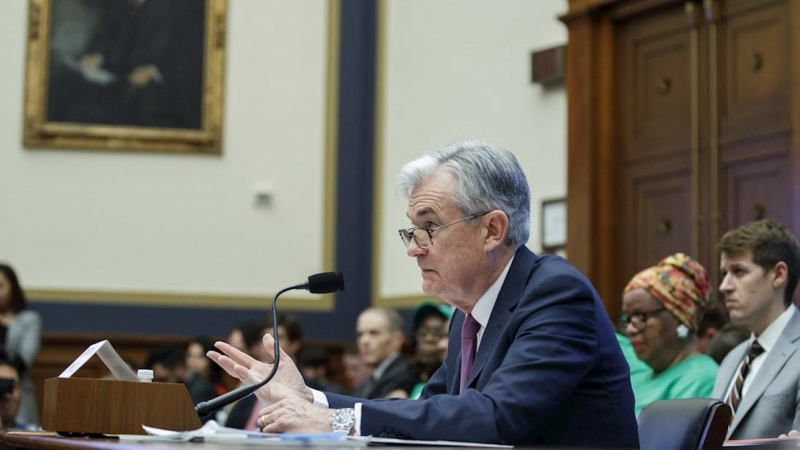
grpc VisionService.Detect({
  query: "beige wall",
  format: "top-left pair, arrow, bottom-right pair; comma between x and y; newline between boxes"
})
0,0 -> 567,306
1,1 -> 332,304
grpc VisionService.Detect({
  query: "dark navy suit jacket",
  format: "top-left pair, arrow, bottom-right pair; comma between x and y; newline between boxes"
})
326,246 -> 639,447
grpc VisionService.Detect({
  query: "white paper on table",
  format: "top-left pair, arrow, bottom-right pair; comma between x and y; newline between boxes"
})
121,421 -> 364,446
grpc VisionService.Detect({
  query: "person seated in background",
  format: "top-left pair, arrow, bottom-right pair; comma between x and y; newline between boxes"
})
408,301 -> 452,399
697,303 -> 728,355
707,323 -> 750,365
341,343 -> 371,395
217,321 -> 264,426
146,345 -> 216,408
0,352 -> 32,431
620,253 -> 719,416
186,336 -> 227,396
0,264 -> 42,427
712,219 -> 800,439
353,307 -> 416,399
227,321 -> 265,357
297,346 -> 346,395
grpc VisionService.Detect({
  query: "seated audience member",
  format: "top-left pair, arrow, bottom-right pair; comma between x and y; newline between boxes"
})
227,321 -> 265,356
353,307 -> 416,399
298,346 -> 346,394
697,303 -> 728,354
0,353 -> 33,430
208,141 -> 638,447
146,345 -> 186,383
620,253 -> 719,416
0,264 -> 42,426
218,321 -> 264,426
707,323 -> 750,365
147,345 -> 216,407
342,343 -> 371,395
408,301 -> 452,399
712,220 -> 800,439
186,336 -> 227,396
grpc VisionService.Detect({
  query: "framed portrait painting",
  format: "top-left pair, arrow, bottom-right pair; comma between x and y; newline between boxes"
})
23,0 -> 227,154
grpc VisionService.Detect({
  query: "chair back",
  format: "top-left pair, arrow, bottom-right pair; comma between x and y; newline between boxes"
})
638,398 -> 732,450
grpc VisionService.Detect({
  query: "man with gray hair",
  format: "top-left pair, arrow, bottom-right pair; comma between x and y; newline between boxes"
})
210,141 -> 639,447
353,307 -> 415,399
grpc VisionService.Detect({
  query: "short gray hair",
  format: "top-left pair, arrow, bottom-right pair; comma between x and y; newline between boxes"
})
361,307 -> 405,334
397,141 -> 530,248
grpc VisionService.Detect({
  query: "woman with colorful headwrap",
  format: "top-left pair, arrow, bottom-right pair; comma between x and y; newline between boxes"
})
619,253 -> 719,416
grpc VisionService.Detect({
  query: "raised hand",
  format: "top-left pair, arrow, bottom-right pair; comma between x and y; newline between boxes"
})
207,333 -> 312,405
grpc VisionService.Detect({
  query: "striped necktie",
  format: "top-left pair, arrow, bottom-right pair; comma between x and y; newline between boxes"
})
726,340 -> 765,415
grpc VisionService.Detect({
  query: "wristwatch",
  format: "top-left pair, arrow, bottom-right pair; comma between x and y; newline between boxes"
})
330,408 -> 355,435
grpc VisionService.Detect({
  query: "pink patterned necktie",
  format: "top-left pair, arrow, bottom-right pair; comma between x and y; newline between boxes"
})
460,314 -> 481,393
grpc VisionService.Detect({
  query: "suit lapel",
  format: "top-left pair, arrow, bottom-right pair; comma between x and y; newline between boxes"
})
731,311 -> 800,433
465,247 -> 536,389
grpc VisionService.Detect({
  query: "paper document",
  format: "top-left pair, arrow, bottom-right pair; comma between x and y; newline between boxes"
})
58,340 -> 138,381
124,421 -> 510,447
119,421 -> 364,446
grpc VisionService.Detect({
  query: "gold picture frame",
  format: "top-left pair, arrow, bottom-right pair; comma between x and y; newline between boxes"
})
23,0 -> 227,154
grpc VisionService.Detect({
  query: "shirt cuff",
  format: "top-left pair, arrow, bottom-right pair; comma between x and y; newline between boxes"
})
354,402 -> 362,436
311,388 -> 329,408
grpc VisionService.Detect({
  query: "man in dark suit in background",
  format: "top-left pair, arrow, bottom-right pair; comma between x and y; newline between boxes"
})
209,141 -> 639,447
352,307 -> 415,399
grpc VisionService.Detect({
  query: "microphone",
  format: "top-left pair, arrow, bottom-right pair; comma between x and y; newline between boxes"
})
195,271 -> 345,417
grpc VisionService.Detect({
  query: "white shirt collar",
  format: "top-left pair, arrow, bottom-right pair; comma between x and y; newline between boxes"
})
469,254 -> 515,347
750,304 -> 797,351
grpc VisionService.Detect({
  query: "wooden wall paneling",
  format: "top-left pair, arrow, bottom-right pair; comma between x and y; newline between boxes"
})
791,0 -> 800,232
789,0 -> 800,305
620,9 -> 694,159
625,159 -> 694,278
561,11 -> 620,317
719,133 -> 793,229
616,2 -> 697,288
563,15 -> 597,288
718,0 -> 790,144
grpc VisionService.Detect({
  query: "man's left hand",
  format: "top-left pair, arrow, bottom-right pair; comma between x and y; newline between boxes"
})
257,398 -> 335,434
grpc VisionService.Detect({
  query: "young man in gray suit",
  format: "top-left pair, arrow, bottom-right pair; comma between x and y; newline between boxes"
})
712,219 -> 800,439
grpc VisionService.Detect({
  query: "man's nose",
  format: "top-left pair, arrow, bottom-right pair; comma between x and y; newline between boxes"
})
719,274 -> 732,292
406,239 -> 427,257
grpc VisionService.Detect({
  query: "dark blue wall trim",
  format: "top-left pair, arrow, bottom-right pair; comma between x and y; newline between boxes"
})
31,0 -> 380,343
331,0 -> 378,337
28,302 -> 354,342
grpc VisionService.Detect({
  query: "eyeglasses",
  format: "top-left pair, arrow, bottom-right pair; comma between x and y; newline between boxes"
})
617,306 -> 666,332
399,212 -> 490,249
415,327 -> 448,340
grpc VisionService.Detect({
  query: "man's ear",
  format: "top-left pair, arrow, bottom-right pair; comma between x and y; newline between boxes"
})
771,261 -> 789,289
483,210 -> 509,251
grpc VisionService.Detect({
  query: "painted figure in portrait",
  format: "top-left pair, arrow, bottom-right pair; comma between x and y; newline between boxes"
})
46,0 -> 206,130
